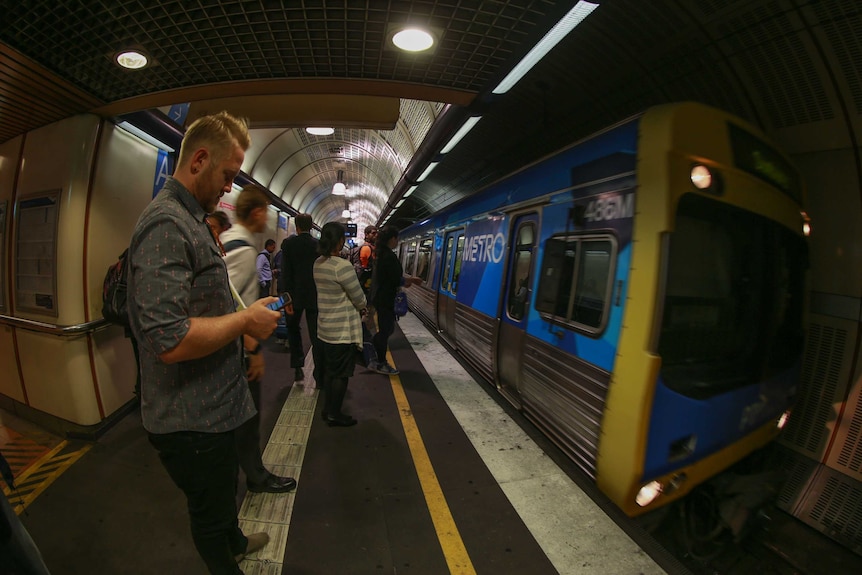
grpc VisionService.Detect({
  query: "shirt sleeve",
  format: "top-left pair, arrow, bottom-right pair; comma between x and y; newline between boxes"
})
256,253 -> 268,284
128,214 -> 192,355
338,260 -> 367,311
224,247 -> 258,309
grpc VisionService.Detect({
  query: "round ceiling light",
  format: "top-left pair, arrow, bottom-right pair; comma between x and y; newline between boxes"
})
115,50 -> 149,70
306,127 -> 334,136
392,28 -> 434,52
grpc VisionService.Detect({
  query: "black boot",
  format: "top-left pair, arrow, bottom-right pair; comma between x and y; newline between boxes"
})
324,377 -> 356,427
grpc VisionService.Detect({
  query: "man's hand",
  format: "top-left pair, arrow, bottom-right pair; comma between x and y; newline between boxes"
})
246,353 -> 264,381
245,297 -> 281,339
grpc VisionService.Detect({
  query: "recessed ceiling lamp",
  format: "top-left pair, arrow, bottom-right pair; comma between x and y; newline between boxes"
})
392,28 -> 434,52
115,50 -> 149,70
306,127 -> 334,135
342,209 -> 351,218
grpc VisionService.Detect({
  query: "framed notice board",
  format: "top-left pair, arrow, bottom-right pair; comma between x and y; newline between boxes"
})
15,191 -> 60,315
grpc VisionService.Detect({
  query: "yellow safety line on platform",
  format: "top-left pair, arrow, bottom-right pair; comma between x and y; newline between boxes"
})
386,351 -> 477,575
1,440 -> 92,515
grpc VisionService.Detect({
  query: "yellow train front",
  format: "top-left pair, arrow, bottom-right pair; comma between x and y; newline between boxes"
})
397,102 -> 808,518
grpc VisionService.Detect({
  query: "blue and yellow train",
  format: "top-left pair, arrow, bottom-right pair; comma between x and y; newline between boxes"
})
396,102 -> 808,517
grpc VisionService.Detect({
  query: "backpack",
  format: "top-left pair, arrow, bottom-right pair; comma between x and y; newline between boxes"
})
348,245 -> 362,267
352,244 -> 373,294
102,248 -> 130,327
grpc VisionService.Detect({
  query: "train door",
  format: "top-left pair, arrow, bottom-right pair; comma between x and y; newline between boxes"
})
496,213 -> 538,407
436,228 -> 464,346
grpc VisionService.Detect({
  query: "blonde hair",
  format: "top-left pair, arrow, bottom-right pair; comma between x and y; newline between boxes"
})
177,111 -> 251,168
235,185 -> 269,222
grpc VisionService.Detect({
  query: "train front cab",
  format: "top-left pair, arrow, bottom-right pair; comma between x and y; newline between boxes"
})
597,103 -> 808,516
398,101 -> 807,522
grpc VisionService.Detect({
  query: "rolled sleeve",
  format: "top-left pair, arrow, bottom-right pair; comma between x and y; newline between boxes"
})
129,215 -> 194,355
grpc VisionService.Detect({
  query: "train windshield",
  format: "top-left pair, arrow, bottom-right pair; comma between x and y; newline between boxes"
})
657,194 -> 807,399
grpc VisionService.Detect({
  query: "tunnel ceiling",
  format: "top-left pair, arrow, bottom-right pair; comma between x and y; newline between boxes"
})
1,1 -> 860,231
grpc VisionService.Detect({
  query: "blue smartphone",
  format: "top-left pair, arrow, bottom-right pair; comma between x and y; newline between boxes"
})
266,292 -> 292,311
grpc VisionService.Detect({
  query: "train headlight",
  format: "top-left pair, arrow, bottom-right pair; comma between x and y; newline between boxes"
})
690,165 -> 713,190
801,211 -> 812,237
777,410 -> 791,430
635,480 -> 663,507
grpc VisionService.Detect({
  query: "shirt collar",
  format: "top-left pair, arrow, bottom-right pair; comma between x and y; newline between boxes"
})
163,177 -> 209,223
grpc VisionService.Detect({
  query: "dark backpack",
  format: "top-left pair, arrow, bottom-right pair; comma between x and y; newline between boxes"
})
102,249 -> 130,327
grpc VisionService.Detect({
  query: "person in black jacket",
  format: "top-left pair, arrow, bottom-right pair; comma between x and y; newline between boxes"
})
369,225 -> 420,375
279,213 -> 323,383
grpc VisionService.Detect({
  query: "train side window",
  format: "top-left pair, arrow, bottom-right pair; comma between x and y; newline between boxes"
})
507,223 -> 535,320
416,238 -> 432,282
404,240 -> 417,276
452,236 -> 465,294
441,236 -> 455,292
535,234 -> 615,333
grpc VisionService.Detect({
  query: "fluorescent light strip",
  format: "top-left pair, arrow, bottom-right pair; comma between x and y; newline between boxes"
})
417,161 -> 439,182
403,185 -> 418,198
396,199 -> 405,208
492,1 -> 598,94
440,116 -> 481,154
117,121 -> 175,152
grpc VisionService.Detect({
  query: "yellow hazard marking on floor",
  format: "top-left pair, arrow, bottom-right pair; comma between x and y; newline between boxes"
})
2,440 -> 92,515
386,351 -> 477,575
0,425 -> 52,477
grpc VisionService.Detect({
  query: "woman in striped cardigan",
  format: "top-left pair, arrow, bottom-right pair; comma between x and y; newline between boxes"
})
313,222 -> 368,427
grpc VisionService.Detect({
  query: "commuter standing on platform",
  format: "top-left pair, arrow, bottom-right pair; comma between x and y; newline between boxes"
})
220,185 -> 297,495
278,213 -> 322,383
207,210 -> 232,237
369,225 -> 421,375
313,222 -> 367,426
257,239 -> 276,298
127,110 -> 278,575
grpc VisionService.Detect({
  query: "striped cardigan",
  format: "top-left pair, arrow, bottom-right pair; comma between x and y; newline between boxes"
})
313,255 -> 367,345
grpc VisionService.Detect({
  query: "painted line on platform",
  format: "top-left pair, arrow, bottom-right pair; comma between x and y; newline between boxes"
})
385,350 -> 477,575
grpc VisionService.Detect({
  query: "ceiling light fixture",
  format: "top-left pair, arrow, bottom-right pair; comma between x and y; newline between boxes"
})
115,50 -> 149,70
440,116 -> 482,154
403,185 -> 418,198
306,127 -> 334,135
342,209 -> 351,218
116,121 -> 174,152
417,161 -> 439,182
392,28 -> 434,52
332,170 -> 346,195
492,1 -> 599,94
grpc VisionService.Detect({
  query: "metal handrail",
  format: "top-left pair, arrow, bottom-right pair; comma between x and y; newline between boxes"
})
0,314 -> 112,336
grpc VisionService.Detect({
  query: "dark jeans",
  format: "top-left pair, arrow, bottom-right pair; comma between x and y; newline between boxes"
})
287,305 -> 323,382
372,305 -> 396,365
318,341 -> 355,417
0,490 -> 51,574
259,281 -> 271,299
234,375 -> 268,485
148,430 -> 246,575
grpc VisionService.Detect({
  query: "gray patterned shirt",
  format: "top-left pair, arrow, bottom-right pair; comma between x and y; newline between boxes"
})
127,177 -> 255,434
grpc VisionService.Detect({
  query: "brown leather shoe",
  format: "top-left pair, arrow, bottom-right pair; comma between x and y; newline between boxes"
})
235,531 -> 270,562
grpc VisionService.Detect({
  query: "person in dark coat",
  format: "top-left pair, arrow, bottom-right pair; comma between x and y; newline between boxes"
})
278,213 -> 323,383
369,225 -> 420,375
